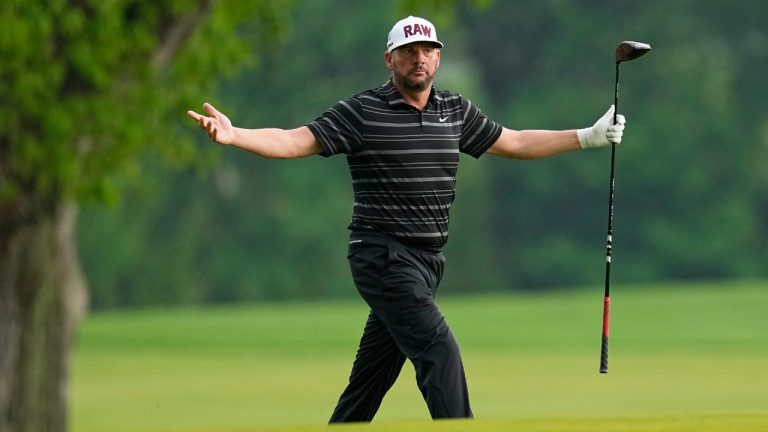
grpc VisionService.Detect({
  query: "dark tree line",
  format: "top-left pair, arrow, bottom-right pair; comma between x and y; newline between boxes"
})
76,0 -> 768,312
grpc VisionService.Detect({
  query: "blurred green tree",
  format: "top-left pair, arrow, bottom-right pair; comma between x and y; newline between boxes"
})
0,1 -> 293,430
462,0 -> 768,288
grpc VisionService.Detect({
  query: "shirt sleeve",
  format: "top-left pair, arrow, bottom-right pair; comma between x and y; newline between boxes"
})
459,97 -> 503,158
306,97 -> 364,157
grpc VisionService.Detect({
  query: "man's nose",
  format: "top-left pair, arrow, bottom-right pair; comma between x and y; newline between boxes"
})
412,50 -> 427,64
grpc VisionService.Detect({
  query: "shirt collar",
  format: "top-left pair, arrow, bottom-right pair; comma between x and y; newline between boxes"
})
378,79 -> 442,110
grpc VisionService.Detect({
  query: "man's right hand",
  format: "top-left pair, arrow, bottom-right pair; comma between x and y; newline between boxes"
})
187,103 -> 235,145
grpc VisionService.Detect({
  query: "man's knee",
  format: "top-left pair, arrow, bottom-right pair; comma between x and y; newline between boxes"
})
383,300 -> 452,358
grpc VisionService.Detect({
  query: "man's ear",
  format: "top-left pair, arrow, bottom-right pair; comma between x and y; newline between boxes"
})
384,51 -> 394,70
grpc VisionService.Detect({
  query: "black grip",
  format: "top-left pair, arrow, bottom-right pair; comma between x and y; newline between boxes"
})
600,335 -> 609,373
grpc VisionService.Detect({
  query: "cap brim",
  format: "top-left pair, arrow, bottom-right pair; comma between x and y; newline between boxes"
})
388,38 -> 443,53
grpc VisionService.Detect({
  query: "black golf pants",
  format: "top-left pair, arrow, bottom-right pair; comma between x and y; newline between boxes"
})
329,230 -> 472,423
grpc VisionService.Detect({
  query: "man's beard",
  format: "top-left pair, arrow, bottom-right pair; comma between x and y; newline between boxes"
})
396,68 -> 434,92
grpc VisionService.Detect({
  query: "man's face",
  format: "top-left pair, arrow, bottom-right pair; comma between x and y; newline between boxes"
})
385,42 -> 441,92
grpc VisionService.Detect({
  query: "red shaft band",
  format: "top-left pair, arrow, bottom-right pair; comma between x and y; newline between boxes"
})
602,296 -> 611,337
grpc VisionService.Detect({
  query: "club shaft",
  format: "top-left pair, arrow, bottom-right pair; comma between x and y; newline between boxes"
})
600,63 -> 620,374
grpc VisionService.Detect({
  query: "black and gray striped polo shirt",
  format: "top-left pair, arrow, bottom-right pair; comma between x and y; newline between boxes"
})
307,79 -> 502,249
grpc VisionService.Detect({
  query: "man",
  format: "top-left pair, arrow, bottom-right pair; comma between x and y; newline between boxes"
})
188,16 -> 625,423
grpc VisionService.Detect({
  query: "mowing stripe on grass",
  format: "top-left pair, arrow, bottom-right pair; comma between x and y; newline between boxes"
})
184,413 -> 768,432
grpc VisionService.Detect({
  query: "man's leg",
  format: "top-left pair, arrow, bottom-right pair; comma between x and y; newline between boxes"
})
410,326 -> 471,419
328,311 -> 406,423
330,234 -> 408,423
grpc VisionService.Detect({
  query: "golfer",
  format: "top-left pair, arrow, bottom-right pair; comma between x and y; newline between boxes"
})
188,16 -> 626,423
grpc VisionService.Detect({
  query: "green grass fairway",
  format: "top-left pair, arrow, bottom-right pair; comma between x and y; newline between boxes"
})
70,280 -> 768,432
265,413 -> 768,432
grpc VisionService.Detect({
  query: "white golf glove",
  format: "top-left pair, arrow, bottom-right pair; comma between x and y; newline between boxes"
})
577,105 -> 626,149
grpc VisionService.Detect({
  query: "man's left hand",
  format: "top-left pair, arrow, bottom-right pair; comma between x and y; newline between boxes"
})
577,105 -> 627,148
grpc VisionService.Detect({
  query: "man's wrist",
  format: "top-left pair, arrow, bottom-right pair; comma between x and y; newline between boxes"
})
577,127 -> 592,149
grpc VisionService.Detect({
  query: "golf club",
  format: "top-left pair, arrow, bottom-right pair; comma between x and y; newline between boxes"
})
600,41 -> 652,374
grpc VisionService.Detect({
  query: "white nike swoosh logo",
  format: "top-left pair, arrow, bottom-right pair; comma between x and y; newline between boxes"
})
439,116 -> 449,122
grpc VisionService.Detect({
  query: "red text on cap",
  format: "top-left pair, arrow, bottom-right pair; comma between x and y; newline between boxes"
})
403,24 -> 432,38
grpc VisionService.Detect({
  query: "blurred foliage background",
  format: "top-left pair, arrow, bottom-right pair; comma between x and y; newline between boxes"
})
74,0 -> 768,310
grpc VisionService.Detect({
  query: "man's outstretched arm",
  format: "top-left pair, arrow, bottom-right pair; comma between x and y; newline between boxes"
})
486,106 -> 626,160
187,102 -> 322,159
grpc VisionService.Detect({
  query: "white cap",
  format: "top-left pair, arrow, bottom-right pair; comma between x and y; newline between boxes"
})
386,16 -> 443,53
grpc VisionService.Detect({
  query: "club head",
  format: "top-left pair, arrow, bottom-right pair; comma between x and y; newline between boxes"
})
615,41 -> 652,64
